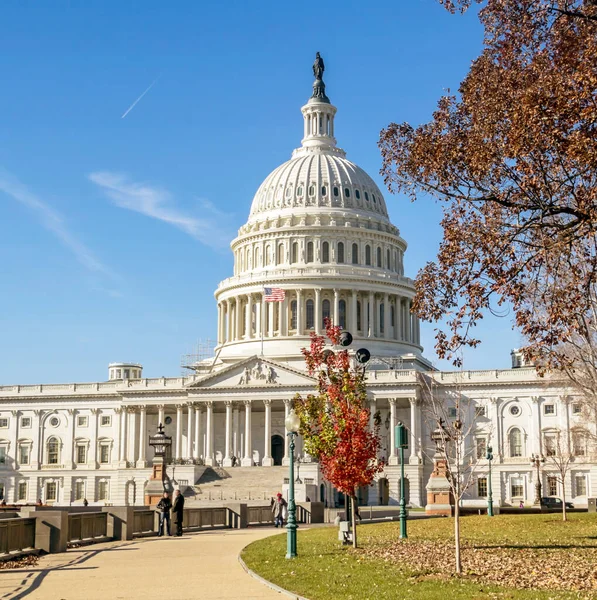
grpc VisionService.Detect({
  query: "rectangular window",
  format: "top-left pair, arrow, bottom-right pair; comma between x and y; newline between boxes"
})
475,406 -> 486,418
448,407 -> 457,418
100,445 -> 110,464
19,445 -> 30,465
548,476 -> 558,496
573,433 -> 586,456
476,437 -> 487,460
77,416 -> 88,427
21,417 -> 32,428
0,447 -> 6,465
544,404 -> 555,415
76,445 -> 87,464
544,435 -> 557,457
477,477 -> 488,498
576,476 -> 587,496
572,404 -> 582,415
18,481 -> 27,501
74,481 -> 85,501
100,416 -> 111,427
511,477 -> 524,498
46,482 -> 57,501
97,481 -> 109,501
0,418 -> 8,428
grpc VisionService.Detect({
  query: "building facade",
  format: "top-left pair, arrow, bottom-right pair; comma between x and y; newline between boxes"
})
0,60 -> 594,508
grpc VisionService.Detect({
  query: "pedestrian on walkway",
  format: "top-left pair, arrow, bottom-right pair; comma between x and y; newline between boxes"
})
172,489 -> 185,536
156,492 -> 173,536
271,492 -> 287,528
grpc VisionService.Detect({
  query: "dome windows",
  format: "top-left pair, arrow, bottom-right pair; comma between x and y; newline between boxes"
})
355,190 -> 360,200
321,186 -> 327,197
365,192 -> 369,202
365,245 -> 372,266
308,185 -> 315,197
322,241 -> 330,263
352,243 -> 359,264
297,187 -> 303,197
291,242 -> 299,264
344,188 -> 350,198
306,242 -> 314,263
377,247 -> 382,268
333,186 -> 339,197
337,242 -> 345,264
372,194 -> 377,204
306,299 -> 315,329
322,299 -> 331,326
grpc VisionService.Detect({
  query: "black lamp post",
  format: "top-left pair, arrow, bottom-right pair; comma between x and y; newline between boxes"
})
395,421 -> 408,539
285,409 -> 301,559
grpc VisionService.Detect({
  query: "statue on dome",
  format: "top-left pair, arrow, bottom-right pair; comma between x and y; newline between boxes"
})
313,52 -> 325,80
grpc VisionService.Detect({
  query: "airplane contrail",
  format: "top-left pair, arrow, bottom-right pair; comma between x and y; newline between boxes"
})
121,75 -> 161,119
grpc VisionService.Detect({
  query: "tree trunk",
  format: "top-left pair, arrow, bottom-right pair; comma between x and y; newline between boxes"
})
351,493 -> 358,549
454,499 -> 462,574
562,480 -> 568,522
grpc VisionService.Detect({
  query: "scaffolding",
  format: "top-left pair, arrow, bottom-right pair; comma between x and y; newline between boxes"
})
180,339 -> 217,375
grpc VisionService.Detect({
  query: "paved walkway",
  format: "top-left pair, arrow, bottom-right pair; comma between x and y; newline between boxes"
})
0,529 -> 284,600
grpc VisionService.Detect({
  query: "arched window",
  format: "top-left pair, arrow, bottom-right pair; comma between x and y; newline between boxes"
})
386,249 -> 391,269
291,242 -> 298,264
357,301 -> 362,330
339,300 -> 346,329
509,428 -> 523,457
306,299 -> 314,329
380,303 -> 385,333
277,244 -> 284,265
321,186 -> 327,197
290,300 -> 297,330
352,243 -> 359,265
333,186 -> 339,197
337,242 -> 345,264
365,245 -> 372,266
246,248 -> 251,269
322,242 -> 330,263
306,242 -> 314,263
377,247 -> 382,267
344,188 -> 350,198
47,437 -> 60,465
265,245 -> 272,266
254,247 -> 260,268
322,299 -> 331,327
391,304 -> 395,327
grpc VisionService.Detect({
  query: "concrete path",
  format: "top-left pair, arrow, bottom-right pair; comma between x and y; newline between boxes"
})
0,529 -> 284,600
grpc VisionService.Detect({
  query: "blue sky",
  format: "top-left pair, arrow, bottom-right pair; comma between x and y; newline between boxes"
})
0,0 -> 524,384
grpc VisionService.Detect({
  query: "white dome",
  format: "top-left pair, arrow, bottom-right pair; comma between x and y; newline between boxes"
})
248,151 -> 389,223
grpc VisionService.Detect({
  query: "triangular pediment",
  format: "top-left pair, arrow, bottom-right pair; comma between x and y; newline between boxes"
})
185,356 -> 317,390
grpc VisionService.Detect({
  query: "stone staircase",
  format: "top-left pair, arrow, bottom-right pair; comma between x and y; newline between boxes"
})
184,466 -> 288,504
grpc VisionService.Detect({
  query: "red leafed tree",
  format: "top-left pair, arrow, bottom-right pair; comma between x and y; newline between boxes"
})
294,320 -> 383,548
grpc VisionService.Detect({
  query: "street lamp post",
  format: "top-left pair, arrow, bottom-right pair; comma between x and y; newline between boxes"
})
395,421 -> 408,539
285,409 -> 301,559
486,445 -> 494,517
530,453 -> 545,506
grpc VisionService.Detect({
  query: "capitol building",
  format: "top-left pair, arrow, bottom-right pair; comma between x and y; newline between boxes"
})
0,57 -> 593,510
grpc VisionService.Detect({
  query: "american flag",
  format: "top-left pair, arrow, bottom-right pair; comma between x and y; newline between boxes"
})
264,287 -> 285,302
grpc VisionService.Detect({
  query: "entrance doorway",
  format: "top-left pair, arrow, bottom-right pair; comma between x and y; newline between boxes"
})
271,435 -> 284,466
378,478 -> 390,505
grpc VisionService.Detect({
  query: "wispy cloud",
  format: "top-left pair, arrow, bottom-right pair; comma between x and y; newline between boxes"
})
89,171 -> 232,247
0,169 -> 115,278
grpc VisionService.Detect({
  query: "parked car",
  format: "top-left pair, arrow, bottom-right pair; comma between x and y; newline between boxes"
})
541,497 -> 574,509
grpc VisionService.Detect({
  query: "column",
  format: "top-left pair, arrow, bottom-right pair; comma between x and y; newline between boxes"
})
90,408 -> 99,468
233,405 -> 240,459
396,297 -> 402,340
65,409 -> 76,469
408,397 -> 419,464
283,399 -> 291,466
315,288 -> 322,335
333,289 -> 340,326
262,400 -> 273,466
406,300 -> 412,342
137,406 -> 147,467
217,303 -> 222,344
490,397 -> 502,456
223,401 -> 233,467
225,300 -> 232,343
157,405 -> 165,428
256,294 -> 262,340
128,408 -> 137,464
205,402 -> 214,465
281,296 -> 288,336
194,405 -> 201,460
368,292 -> 374,337
175,405 -> 183,460
242,400 -> 253,467
268,301 -> 274,337
246,294 -> 254,338
32,410 -> 43,469
369,398 -> 376,434
383,293 -> 389,339
186,403 -> 194,460
389,399 -> 397,465
351,290 -> 358,334
118,407 -> 127,465
531,396 -> 541,454
236,298 -> 242,341
296,289 -> 303,335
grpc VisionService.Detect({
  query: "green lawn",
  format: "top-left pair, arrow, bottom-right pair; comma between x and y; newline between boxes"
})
241,514 -> 597,599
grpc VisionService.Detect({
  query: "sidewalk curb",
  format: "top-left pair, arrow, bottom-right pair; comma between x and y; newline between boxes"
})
238,553 -> 310,600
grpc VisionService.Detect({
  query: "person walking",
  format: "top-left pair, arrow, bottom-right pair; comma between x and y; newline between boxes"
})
271,492 -> 287,528
156,492 -> 173,537
172,489 -> 185,537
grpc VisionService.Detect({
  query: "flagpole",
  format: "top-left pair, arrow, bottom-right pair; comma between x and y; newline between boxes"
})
261,291 -> 265,357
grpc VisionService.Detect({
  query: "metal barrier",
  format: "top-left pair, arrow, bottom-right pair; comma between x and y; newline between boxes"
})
133,510 -> 155,534
247,506 -> 273,525
68,512 -> 108,543
0,518 -> 35,555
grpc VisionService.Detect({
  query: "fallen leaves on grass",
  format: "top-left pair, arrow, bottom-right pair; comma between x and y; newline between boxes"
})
361,538 -> 597,593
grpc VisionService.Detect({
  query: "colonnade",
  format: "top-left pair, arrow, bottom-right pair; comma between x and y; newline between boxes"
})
217,289 -> 420,346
